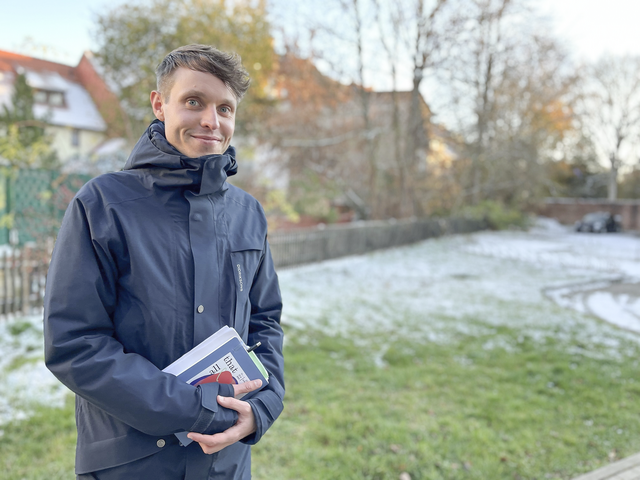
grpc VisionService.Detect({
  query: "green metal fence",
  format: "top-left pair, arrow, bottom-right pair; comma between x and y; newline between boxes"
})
0,168 -> 91,245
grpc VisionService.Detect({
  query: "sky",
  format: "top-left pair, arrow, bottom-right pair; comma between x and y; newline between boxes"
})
537,0 -> 640,61
0,0 -> 122,65
1,0 -> 640,68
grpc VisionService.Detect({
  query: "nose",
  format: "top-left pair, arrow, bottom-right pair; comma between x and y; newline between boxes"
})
201,107 -> 220,130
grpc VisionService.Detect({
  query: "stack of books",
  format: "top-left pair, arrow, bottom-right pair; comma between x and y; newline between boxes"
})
163,326 -> 269,446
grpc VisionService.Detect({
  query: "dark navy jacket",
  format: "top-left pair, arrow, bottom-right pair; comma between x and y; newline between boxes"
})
43,121 -> 284,477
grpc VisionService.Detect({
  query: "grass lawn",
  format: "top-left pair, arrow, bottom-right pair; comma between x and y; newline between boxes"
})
3,323 -> 639,479
2,231 -> 640,479
0,398 -> 76,479
252,324 -> 640,479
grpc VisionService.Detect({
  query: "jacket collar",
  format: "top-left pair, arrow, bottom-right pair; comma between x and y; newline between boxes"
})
123,120 -> 238,196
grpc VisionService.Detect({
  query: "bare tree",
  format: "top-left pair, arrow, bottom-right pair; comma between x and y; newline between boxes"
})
444,0 -> 520,204
402,0 -> 460,215
370,0 -> 464,216
268,0 -> 461,219
439,0 -> 575,206
345,0 -> 380,217
267,0 -> 572,219
578,55 -> 640,200
373,0 -> 403,212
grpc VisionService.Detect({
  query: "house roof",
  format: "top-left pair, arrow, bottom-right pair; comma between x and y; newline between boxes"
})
0,50 -> 77,80
0,50 -> 107,132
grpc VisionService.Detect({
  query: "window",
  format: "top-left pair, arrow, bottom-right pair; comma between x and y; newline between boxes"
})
33,89 -> 66,108
49,92 -> 64,107
34,90 -> 48,104
71,129 -> 80,147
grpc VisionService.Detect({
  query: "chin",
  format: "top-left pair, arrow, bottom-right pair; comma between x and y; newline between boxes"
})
187,148 -> 220,158
195,145 -> 225,157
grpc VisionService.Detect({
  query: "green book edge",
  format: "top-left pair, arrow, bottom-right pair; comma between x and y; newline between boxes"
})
249,350 -> 269,381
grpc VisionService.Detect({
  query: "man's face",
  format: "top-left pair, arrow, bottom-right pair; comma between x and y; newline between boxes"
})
150,67 -> 237,158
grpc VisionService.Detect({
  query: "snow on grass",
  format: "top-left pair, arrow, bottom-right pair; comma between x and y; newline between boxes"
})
587,292 -> 640,331
468,225 -> 640,278
0,314 -> 67,429
1,217 -> 639,426
279,218 -> 640,363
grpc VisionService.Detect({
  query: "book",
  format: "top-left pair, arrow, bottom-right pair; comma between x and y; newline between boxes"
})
162,326 -> 269,446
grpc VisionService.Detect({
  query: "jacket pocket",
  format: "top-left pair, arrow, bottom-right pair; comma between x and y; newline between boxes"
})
230,244 -> 264,336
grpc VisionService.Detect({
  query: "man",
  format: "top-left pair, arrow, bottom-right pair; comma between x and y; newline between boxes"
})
43,44 -> 284,479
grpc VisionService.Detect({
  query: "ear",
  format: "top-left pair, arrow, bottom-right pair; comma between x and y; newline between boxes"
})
150,91 -> 165,121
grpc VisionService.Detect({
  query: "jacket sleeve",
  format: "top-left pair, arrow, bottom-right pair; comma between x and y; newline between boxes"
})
241,239 -> 285,445
44,194 -> 238,437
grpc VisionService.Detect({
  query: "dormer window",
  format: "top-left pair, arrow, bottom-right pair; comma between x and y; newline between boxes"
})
34,89 -> 66,108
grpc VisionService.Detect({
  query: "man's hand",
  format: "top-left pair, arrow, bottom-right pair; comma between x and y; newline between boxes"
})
230,379 -> 262,399
187,379 -> 262,454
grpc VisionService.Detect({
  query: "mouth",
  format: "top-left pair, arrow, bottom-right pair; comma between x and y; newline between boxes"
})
191,134 -> 222,145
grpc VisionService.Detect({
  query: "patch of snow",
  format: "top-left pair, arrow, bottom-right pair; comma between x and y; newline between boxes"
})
32,76 -> 106,132
529,216 -> 573,235
25,70 -> 70,92
279,216 -> 640,364
1,66 -> 107,132
0,314 -> 67,426
586,292 -> 640,333
3,216 -> 640,426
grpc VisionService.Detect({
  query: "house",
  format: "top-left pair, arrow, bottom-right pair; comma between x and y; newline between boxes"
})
250,53 -> 458,220
0,49 -> 127,171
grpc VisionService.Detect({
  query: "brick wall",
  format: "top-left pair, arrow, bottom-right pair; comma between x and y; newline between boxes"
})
537,198 -> 640,231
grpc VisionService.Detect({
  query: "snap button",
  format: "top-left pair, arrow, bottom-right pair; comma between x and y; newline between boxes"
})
197,305 -> 204,313
157,439 -> 166,448
191,213 -> 202,221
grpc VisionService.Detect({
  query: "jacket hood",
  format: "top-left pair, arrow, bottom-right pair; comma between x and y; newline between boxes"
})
123,120 -> 238,196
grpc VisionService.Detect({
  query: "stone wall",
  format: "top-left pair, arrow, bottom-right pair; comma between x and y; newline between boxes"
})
269,217 -> 487,269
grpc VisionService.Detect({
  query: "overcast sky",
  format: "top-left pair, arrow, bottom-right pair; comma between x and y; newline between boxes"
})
537,0 -> 640,60
1,0 -> 639,66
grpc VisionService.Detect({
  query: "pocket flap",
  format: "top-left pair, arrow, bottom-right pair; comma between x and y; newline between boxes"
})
230,234 -> 264,252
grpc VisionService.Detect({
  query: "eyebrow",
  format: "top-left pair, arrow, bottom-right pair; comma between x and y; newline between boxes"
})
181,89 -> 237,108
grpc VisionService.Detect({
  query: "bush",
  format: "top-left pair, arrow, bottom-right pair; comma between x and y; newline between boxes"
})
460,200 -> 530,230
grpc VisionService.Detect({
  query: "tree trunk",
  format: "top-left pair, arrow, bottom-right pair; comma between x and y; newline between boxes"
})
405,71 -> 426,218
608,155 -> 618,201
352,0 -> 377,219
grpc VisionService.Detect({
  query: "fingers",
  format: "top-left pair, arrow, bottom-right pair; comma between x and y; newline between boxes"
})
187,432 -> 210,444
188,428 -> 239,455
232,379 -> 262,398
187,431 -> 219,454
187,401 -> 257,455
187,394 -> 258,455
217,395 -> 253,415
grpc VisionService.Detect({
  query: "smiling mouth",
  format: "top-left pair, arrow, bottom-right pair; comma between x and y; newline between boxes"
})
192,135 -> 222,143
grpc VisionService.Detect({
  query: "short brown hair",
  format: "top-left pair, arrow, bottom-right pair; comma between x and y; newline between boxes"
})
156,44 -> 250,102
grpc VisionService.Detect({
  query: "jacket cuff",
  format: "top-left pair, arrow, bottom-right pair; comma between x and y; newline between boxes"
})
189,383 -> 238,434
241,389 -> 284,445
217,383 -> 235,398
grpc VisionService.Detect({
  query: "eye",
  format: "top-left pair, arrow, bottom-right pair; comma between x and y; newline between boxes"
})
219,106 -> 232,114
187,99 -> 200,107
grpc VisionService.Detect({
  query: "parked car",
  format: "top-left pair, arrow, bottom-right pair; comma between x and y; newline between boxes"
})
574,212 -> 622,233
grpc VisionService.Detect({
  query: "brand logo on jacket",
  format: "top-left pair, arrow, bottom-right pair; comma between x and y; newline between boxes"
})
236,264 -> 243,292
